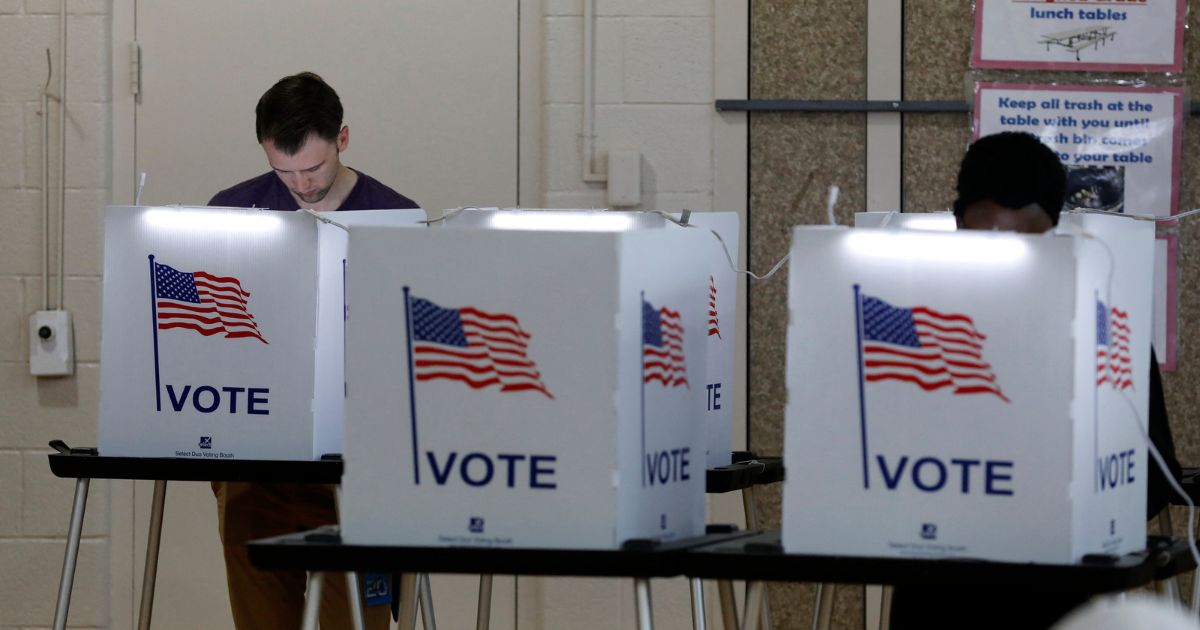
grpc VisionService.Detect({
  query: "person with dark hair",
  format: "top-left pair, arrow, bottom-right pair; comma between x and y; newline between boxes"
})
209,72 -> 413,629
889,131 -> 1182,630
210,71 -> 418,212
952,130 -> 1066,232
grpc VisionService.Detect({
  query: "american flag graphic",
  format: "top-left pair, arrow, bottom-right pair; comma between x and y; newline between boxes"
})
707,276 -> 721,338
643,298 -> 689,388
1096,299 -> 1133,390
860,293 -> 1007,402
153,261 -> 267,344
409,295 -> 553,398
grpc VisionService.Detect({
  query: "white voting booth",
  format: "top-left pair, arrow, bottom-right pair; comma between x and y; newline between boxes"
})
783,214 -> 1153,563
442,209 -> 742,469
340,210 -> 714,549
677,212 -> 740,469
97,206 -> 425,460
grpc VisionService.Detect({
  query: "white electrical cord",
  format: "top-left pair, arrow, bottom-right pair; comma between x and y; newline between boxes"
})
135,172 -> 146,206
657,185 -> 841,281
302,208 -> 348,231
826,186 -> 840,226
420,206 -> 481,226
1065,207 -> 1200,223
56,0 -> 66,310
656,210 -> 790,281
41,48 -> 51,311
580,0 -> 605,183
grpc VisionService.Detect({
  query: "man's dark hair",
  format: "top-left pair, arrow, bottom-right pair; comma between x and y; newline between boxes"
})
255,72 -> 344,155
952,131 -> 1066,226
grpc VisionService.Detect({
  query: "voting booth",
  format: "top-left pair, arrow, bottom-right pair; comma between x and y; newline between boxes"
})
783,214 -> 1154,563
97,206 -> 424,460
340,212 -> 712,549
675,212 -> 740,469
446,208 -> 742,469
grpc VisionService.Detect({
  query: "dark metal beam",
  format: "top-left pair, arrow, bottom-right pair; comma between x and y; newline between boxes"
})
716,99 -> 1200,115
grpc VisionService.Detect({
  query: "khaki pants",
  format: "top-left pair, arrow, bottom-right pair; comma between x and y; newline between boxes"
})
212,481 -> 391,629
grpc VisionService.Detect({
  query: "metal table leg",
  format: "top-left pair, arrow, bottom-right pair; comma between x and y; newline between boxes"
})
635,577 -> 654,630
346,572 -> 366,630
333,486 -> 368,629
879,585 -> 893,630
137,479 -> 168,630
476,574 -> 493,630
811,583 -> 834,630
718,581 -> 738,630
303,571 -> 326,630
742,486 -> 773,630
690,577 -> 707,630
52,477 -> 90,630
1157,508 -> 1183,605
398,573 -> 419,630
419,573 -> 437,630
742,582 -> 765,630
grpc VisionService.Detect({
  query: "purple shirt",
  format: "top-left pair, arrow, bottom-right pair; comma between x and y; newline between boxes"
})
208,168 -> 419,211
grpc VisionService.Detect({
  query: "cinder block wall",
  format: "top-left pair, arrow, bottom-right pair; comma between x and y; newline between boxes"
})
0,0 -> 728,628
0,1 -> 112,628
542,0 -> 717,212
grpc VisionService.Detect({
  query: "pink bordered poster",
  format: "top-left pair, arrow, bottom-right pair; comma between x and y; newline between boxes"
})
1154,234 -> 1178,371
973,0 -> 1185,73
974,82 -> 1183,369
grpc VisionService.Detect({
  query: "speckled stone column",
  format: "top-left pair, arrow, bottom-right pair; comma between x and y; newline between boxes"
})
750,1 -> 867,627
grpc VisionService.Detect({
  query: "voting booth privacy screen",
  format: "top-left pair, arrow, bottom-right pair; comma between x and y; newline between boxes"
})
441,208 -> 741,469
340,216 -> 712,549
676,212 -> 740,469
783,217 -> 1153,563
98,206 -> 425,460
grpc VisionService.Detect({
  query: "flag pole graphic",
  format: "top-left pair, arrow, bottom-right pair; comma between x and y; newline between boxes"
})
640,291 -> 646,488
853,284 -> 870,490
1094,291 -> 1100,493
403,286 -> 421,484
148,255 -> 162,412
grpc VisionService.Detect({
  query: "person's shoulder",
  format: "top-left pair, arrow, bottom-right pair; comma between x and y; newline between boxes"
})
208,172 -> 284,207
341,170 -> 420,210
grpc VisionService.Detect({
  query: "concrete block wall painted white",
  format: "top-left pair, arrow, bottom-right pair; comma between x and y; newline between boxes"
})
0,0 -> 734,626
0,2 -> 111,628
540,0 -> 717,213
519,3 -> 728,628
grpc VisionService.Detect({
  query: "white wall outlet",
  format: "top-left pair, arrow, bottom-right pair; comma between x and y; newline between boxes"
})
607,149 -> 642,207
29,310 -> 74,377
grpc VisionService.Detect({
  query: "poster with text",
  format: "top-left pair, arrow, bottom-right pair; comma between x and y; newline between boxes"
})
973,0 -> 1185,72
974,83 -> 1183,218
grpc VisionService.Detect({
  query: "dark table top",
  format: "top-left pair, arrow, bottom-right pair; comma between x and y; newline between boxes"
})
246,528 -> 1194,593
47,441 -> 343,483
247,526 -> 758,578
47,441 -> 783,491
679,531 -> 1194,593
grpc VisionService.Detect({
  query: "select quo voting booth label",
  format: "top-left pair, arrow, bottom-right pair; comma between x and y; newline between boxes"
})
341,215 -> 710,549
98,206 -> 424,460
783,219 -> 1153,563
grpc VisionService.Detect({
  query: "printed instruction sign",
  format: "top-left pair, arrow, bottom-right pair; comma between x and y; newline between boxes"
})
974,83 -> 1183,219
973,0 -> 1185,72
